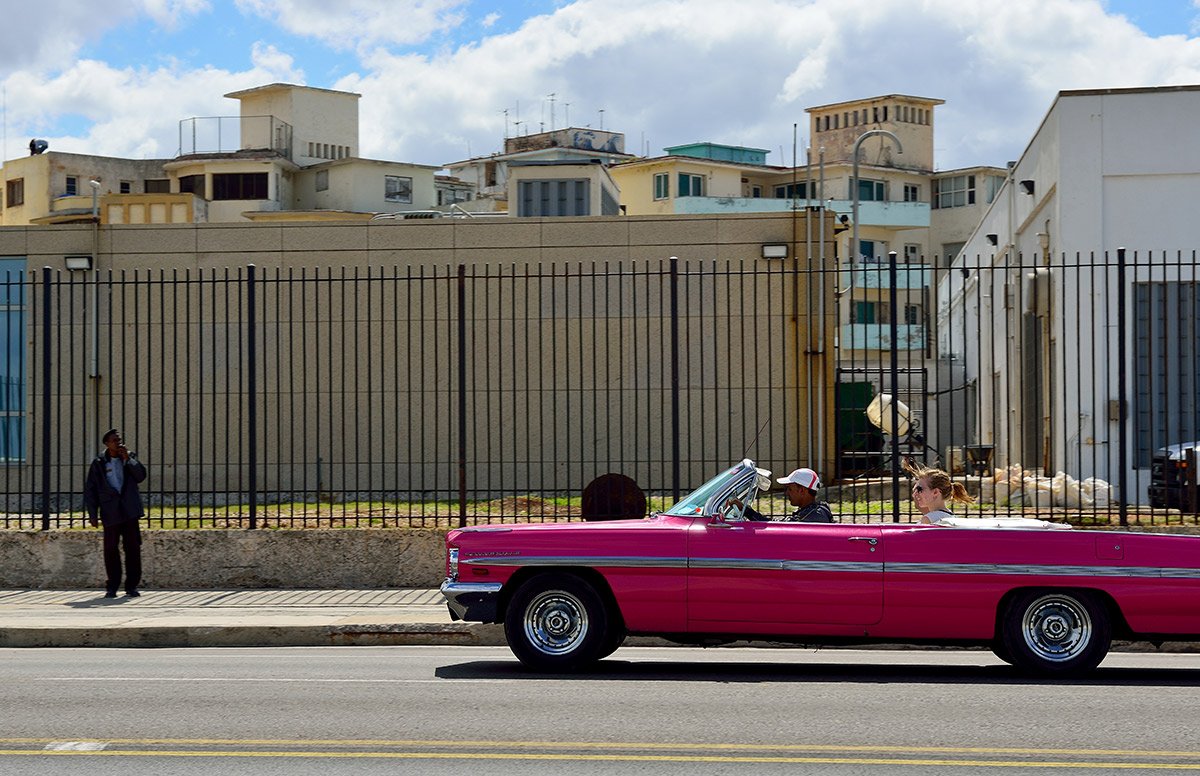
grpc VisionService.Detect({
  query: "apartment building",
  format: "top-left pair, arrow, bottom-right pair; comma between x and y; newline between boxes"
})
0,83 -> 442,225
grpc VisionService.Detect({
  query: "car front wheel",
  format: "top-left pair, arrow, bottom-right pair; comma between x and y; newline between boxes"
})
1000,590 -> 1111,676
504,573 -> 611,671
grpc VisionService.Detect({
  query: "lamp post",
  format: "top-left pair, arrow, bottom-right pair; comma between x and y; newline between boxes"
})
850,129 -> 903,268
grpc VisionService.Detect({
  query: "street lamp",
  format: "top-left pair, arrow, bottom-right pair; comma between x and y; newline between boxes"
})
850,129 -> 903,267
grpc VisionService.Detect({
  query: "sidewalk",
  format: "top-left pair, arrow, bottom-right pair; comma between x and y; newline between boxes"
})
3,588 -> 1198,653
0,589 -> 504,648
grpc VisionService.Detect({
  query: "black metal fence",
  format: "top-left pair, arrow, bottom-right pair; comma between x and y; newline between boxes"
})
3,249 -> 1199,528
2,258 -> 824,528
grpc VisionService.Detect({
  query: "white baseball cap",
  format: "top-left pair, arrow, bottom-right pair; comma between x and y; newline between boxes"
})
777,467 -> 821,491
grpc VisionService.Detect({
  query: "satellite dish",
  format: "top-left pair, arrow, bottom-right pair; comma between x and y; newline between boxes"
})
866,393 -> 912,438
29,139 -> 49,155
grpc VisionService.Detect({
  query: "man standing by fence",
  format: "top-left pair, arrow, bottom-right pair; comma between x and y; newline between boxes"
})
84,429 -> 148,598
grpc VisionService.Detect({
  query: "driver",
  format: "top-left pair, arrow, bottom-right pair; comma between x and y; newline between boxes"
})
744,467 -> 834,523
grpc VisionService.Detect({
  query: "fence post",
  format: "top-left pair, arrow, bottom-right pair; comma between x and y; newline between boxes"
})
888,251 -> 900,523
457,265 -> 467,528
669,257 -> 681,501
247,264 -> 257,530
1116,248 -> 1128,527
41,266 -> 52,531
1187,448 -> 1198,516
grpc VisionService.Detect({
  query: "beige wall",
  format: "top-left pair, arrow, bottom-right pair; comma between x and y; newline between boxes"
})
506,163 -> 620,216
0,212 -> 839,506
808,96 -> 939,172
234,85 -> 360,165
2,153 -> 170,225
295,160 -> 439,213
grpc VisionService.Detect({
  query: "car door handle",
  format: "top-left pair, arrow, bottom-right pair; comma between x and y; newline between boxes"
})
848,536 -> 878,546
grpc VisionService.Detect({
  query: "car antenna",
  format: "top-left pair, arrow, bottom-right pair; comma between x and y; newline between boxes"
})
742,416 -> 771,461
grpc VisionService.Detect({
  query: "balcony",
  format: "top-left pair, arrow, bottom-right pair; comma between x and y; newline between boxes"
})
841,265 -> 930,290
177,115 -> 293,159
839,323 -> 926,351
672,196 -> 930,228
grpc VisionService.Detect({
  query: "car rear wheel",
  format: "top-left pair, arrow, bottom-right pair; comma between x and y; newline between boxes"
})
1000,590 -> 1111,676
504,573 -> 611,671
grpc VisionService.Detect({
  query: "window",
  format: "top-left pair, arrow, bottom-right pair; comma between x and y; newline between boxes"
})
0,257 -> 26,462
774,182 -> 809,199
144,179 -> 170,194
904,304 -> 922,325
517,179 -> 589,217
751,186 -> 762,198
5,179 -> 24,207
933,175 -> 975,209
941,242 -> 965,267
985,175 -> 1005,204
119,181 -> 131,194
65,176 -> 78,196
212,172 -> 268,201
903,184 -> 920,202
1135,282 -> 1200,466
851,178 -> 885,201
851,301 -> 878,324
904,244 -> 922,263
678,173 -> 705,197
178,174 -> 205,198
385,175 -> 413,204
653,173 -> 669,200
315,170 -> 329,192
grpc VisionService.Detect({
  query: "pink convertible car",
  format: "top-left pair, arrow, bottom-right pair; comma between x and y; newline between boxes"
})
441,459 -> 1200,675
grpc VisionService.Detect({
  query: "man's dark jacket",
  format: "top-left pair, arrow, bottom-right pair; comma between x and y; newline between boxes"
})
84,453 -> 147,525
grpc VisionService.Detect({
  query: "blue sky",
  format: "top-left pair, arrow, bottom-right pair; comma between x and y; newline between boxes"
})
2,0 -> 1200,170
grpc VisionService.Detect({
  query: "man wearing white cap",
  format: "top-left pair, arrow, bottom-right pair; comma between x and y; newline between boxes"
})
773,468 -> 834,522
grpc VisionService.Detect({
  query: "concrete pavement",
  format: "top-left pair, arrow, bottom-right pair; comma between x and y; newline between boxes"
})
0,588 -> 505,648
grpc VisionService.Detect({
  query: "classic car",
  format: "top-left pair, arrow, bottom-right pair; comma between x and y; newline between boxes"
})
440,459 -> 1200,675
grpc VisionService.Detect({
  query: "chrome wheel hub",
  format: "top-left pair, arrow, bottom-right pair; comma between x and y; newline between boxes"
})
1022,594 -> 1092,662
524,590 -> 588,655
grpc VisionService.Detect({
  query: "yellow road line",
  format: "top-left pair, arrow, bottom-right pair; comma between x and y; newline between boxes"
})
2,738 -> 1199,759
1,749 -> 1199,768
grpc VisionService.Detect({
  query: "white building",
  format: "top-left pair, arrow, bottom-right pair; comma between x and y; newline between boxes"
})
941,85 -> 1200,503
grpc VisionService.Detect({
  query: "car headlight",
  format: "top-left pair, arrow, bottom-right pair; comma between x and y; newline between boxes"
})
447,546 -> 460,582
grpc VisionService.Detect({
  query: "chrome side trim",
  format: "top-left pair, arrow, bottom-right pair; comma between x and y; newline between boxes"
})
689,558 -> 783,571
782,560 -> 883,573
887,562 -> 1200,579
456,555 -> 1200,580
462,555 -> 689,569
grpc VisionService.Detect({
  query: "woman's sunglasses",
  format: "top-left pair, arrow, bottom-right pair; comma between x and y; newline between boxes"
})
912,485 -> 926,493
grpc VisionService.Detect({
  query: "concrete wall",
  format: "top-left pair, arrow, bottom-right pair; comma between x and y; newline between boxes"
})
0,529 -> 448,589
0,211 -> 840,508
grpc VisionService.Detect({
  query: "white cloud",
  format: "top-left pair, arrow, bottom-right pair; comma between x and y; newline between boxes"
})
330,0 -> 1200,171
235,0 -> 469,50
0,0 -> 208,74
481,12 -> 501,28
4,0 -> 1200,172
2,53 -> 304,159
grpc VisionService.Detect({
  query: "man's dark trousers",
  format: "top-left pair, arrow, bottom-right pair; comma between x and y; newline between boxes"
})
102,518 -> 141,595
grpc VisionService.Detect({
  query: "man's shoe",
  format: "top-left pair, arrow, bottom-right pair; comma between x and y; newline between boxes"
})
125,590 -> 141,598
104,591 -> 118,598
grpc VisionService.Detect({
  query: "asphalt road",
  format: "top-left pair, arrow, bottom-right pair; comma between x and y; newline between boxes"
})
3,646 -> 1200,775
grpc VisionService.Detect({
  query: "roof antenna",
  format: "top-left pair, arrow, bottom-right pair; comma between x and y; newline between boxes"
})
742,415 -> 772,461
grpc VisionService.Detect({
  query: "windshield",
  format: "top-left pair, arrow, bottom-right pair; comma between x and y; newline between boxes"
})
663,460 -> 769,516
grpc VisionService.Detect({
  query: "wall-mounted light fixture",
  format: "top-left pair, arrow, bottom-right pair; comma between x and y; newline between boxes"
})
986,234 -> 998,246
761,243 -> 789,259
1019,179 -> 1035,196
64,255 -> 93,271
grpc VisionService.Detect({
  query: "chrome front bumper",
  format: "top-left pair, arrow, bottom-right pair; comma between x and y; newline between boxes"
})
440,580 -> 503,623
